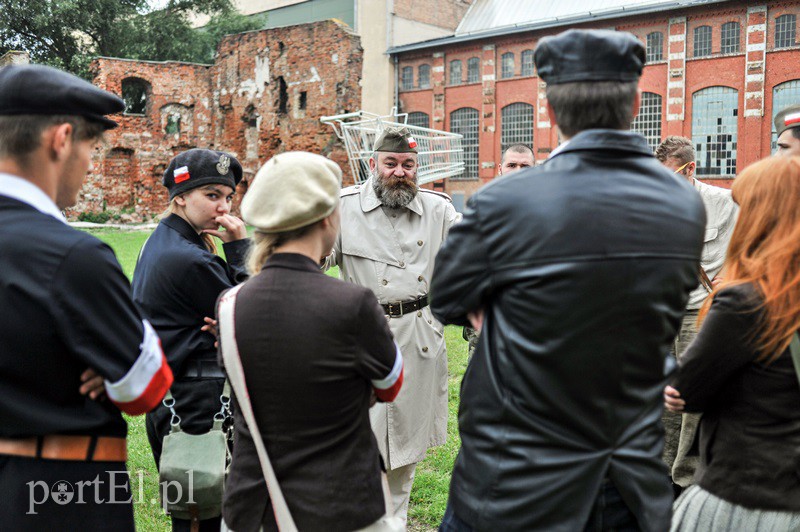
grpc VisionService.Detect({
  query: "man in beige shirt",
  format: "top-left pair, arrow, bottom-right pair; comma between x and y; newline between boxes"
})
655,136 -> 738,494
326,128 -> 461,524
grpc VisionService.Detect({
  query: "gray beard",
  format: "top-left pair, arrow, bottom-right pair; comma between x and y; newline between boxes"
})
372,172 -> 418,209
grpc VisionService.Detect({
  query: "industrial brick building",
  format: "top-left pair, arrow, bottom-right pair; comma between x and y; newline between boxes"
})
390,0 -> 800,202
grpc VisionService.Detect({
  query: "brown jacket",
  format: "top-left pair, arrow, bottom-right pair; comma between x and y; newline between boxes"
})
220,253 -> 401,531
674,283 -> 800,511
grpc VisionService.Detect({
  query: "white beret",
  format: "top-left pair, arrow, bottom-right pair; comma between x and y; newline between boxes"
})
241,152 -> 342,233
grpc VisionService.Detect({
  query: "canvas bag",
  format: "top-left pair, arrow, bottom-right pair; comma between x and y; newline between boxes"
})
158,382 -> 232,523
218,284 -> 403,532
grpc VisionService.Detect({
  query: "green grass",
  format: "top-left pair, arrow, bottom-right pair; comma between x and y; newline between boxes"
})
88,228 -> 466,531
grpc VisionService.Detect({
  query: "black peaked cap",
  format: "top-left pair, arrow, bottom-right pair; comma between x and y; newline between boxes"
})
534,29 -> 645,85
0,64 -> 124,129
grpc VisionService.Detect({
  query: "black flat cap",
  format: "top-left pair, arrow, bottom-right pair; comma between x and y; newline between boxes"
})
163,148 -> 243,200
534,29 -> 645,85
0,64 -> 124,129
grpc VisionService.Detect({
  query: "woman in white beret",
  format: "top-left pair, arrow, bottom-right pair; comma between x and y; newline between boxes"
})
219,152 -> 404,532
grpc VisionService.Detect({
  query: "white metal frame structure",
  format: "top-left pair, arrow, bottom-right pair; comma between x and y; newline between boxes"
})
321,108 -> 465,186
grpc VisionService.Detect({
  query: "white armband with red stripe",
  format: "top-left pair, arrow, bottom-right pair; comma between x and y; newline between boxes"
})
371,342 -> 404,402
105,320 -> 173,415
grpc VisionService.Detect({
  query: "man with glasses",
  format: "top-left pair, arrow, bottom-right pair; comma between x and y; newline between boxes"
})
655,135 -> 738,496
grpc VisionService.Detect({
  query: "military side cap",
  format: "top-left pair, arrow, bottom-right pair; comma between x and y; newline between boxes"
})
774,104 -> 800,137
534,29 -> 645,85
374,126 -> 418,153
163,148 -> 243,200
0,64 -> 124,129
242,152 -> 342,233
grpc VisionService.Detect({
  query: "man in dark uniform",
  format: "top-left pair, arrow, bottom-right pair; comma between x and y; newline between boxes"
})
0,64 -> 173,530
431,30 -> 705,531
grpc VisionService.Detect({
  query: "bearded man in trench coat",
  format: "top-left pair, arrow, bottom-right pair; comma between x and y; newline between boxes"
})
326,128 -> 461,525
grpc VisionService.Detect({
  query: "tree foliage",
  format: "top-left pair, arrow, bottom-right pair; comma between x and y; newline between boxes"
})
0,0 -> 264,77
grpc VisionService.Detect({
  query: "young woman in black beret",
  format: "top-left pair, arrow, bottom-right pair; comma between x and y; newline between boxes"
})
132,148 -> 249,532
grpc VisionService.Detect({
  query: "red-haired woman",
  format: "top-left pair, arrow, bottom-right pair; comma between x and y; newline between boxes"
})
665,156 -> 800,530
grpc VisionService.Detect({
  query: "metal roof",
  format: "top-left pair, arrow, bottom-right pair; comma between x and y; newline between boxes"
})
388,0 -> 733,54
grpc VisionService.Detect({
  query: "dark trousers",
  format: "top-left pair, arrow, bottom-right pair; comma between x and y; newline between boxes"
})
439,480 -> 640,532
146,377 -> 227,532
0,455 -> 134,531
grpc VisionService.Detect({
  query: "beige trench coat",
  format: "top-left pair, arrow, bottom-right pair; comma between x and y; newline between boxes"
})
327,178 -> 461,469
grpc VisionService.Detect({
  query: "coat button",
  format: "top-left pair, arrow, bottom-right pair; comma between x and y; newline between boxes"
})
422,347 -> 428,352
417,311 -> 422,317
417,240 -> 423,246
428,320 -> 432,324
399,261 -> 405,267
382,279 -> 388,285
418,275 -> 423,282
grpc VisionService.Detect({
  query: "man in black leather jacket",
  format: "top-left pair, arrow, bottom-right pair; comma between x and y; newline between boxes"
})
431,29 -> 706,532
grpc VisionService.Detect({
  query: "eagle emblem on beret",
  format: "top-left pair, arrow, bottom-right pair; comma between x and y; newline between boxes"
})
217,154 -> 231,175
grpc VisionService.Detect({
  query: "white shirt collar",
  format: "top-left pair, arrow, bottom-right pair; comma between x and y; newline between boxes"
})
0,173 -> 67,223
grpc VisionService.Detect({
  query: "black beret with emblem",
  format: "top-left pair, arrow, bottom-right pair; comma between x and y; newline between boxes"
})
374,126 -> 418,153
163,148 -> 243,200
0,64 -> 124,129
774,104 -> 800,138
534,29 -> 645,85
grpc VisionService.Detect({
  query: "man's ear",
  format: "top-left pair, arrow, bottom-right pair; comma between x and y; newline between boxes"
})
174,194 -> 187,207
45,123 -> 74,162
369,156 -> 377,172
687,161 -> 697,177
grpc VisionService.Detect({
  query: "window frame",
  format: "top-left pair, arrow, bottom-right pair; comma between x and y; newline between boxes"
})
775,14 -> 797,49
500,52 -> 515,79
467,57 -> 480,84
418,64 -> 431,89
500,102 -> 534,153
693,25 -> 712,58
449,107 -> 480,180
401,66 -> 414,91
449,59 -> 463,86
720,21 -> 741,54
646,32 -> 664,62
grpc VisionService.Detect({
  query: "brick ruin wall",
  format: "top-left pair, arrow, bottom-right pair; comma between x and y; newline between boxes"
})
70,20 -> 363,222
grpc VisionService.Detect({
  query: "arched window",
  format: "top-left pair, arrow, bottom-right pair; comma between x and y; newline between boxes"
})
776,14 -> 797,48
646,32 -> 663,62
692,86 -> 738,177
449,107 -> 479,180
450,60 -> 462,85
418,64 -> 431,89
500,103 -> 534,152
771,80 -> 800,150
121,78 -> 150,115
631,92 -> 662,151
521,50 -> 534,76
407,112 -> 430,129
401,67 -> 413,91
467,57 -> 480,83
721,22 -> 740,54
693,26 -> 712,57
501,52 -> 515,79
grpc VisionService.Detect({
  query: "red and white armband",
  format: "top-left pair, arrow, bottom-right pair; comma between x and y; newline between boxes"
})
371,343 -> 404,402
105,320 -> 174,415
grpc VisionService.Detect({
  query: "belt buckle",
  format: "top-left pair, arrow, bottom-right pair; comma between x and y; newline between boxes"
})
387,301 -> 403,317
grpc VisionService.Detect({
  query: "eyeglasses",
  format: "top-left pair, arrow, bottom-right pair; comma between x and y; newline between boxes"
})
673,162 -> 692,175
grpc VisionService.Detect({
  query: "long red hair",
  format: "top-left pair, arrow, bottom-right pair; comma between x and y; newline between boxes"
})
699,156 -> 800,362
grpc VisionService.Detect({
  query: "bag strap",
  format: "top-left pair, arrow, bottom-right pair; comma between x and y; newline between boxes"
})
698,266 -> 714,293
789,333 -> 800,390
218,284 -> 298,532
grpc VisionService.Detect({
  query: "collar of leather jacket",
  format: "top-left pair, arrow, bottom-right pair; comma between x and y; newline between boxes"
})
552,129 -> 654,159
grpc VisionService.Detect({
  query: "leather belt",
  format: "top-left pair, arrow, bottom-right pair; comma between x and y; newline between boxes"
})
381,295 -> 429,318
180,359 -> 225,379
0,435 -> 127,462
